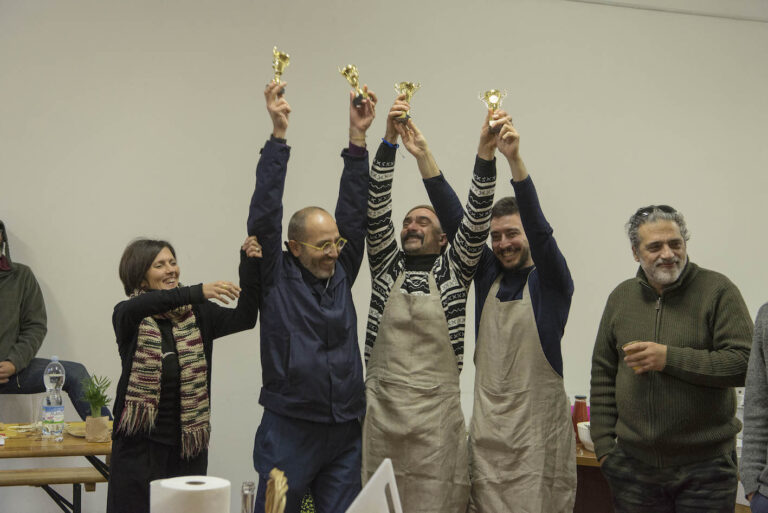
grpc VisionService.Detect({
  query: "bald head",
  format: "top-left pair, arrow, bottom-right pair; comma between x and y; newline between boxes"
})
287,207 -> 341,279
288,207 -> 332,242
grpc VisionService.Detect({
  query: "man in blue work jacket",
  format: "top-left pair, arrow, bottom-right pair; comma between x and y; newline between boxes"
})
247,81 -> 377,513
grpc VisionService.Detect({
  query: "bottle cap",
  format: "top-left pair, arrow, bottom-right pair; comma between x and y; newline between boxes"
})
575,395 -> 587,400
51,356 -> 59,362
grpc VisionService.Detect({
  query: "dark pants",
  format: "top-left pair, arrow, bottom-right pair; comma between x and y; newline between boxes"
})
751,492 -> 768,513
600,445 -> 738,513
253,410 -> 361,513
107,436 -> 208,513
0,357 -> 112,420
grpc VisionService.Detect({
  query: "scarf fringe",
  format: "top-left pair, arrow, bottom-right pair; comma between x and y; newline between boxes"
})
181,425 -> 211,460
116,402 -> 158,436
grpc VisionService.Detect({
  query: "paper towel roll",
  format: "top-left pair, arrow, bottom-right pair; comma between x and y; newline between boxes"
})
151,475 -> 230,513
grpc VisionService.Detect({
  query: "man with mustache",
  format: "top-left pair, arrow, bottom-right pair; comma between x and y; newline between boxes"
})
423,110 -> 577,512
362,96 -> 495,513
590,205 -> 753,513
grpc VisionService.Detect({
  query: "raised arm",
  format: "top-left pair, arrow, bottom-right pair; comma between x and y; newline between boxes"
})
423,109 -> 499,246
496,113 -> 573,295
246,82 -> 292,282
367,99 -> 402,278
400,113 -> 496,287
336,86 -> 376,283
198,236 -> 262,339
445,123 -> 496,287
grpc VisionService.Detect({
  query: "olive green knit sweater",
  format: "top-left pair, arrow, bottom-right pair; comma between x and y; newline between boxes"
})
590,261 -> 753,467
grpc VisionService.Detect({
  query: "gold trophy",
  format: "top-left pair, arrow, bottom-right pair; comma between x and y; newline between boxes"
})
394,82 -> 421,123
272,46 -> 290,84
339,64 -> 368,106
480,89 -> 507,132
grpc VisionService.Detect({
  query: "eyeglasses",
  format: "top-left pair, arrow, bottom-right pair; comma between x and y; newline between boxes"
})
295,237 -> 347,255
634,205 -> 676,217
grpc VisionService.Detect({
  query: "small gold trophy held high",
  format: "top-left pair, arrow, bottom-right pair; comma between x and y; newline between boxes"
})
394,82 -> 421,123
272,46 -> 290,86
480,89 -> 507,133
339,64 -> 368,106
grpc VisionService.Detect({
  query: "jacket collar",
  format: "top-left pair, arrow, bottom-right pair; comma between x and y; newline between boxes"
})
284,251 -> 346,289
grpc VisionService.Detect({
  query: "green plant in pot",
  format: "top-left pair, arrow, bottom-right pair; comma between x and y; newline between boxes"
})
81,375 -> 111,442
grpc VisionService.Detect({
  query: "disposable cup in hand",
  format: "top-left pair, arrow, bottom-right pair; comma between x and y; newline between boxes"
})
622,341 -> 642,371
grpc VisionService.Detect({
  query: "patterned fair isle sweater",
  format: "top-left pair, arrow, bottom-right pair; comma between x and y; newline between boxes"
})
366,143 -> 496,370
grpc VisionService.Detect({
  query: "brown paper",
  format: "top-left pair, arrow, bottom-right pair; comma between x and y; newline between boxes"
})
85,416 -> 110,443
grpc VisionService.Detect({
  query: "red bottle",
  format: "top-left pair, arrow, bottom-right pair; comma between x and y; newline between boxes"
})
572,395 -> 589,443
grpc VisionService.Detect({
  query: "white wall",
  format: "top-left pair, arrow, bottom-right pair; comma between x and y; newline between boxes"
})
1,0 -> 767,511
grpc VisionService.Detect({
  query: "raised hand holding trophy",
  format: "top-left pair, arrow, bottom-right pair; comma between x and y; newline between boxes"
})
480,89 -> 507,133
394,82 -> 421,123
339,64 -> 368,106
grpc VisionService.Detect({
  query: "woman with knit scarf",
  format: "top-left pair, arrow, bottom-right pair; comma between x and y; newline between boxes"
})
106,236 -> 262,513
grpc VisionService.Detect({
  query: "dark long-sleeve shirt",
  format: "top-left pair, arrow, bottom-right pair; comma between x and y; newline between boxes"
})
247,138 -> 368,423
424,159 -> 573,376
111,250 -> 260,439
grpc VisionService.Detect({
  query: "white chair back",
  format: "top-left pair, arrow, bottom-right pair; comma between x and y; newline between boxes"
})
345,458 -> 403,513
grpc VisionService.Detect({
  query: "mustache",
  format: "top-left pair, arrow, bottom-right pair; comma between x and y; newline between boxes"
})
403,231 -> 424,242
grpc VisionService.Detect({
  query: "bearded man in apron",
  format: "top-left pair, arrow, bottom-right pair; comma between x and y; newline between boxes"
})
362,96 -> 496,513
423,110 -> 577,512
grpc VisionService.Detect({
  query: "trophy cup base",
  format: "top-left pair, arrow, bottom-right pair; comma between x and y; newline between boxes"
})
489,122 -> 502,134
396,114 -> 411,124
353,94 -> 366,107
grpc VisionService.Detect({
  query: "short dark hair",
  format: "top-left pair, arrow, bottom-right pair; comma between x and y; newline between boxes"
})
288,206 -> 330,241
118,239 -> 176,296
491,196 -> 519,219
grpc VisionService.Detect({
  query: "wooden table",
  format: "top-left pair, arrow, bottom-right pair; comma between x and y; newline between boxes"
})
0,422 -> 111,513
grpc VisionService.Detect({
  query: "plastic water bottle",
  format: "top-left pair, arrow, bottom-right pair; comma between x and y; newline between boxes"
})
241,481 -> 256,513
42,356 -> 66,441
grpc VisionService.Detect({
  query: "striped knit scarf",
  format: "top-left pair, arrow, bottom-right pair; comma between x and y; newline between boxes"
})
116,303 -> 210,459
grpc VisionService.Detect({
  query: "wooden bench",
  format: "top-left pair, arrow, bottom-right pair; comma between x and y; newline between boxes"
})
0,466 -> 106,488
0,466 -> 107,513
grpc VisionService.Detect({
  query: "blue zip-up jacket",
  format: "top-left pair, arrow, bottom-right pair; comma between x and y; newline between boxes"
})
247,138 -> 368,423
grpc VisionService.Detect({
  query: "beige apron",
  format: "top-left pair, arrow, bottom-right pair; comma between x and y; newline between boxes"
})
468,275 -> 576,513
362,272 -> 470,513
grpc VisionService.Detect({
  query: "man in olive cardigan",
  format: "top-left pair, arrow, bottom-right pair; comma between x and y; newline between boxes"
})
590,205 -> 753,513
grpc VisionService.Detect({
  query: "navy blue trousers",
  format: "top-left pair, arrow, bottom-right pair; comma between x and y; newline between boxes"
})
0,357 -> 112,420
253,410 -> 361,513
751,492 -> 768,513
